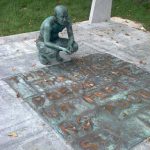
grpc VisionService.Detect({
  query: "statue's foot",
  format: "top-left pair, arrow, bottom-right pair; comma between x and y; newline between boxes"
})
39,55 -> 51,65
56,56 -> 63,62
56,52 -> 63,62
40,61 -> 51,65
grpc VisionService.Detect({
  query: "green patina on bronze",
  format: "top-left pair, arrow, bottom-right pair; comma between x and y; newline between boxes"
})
36,5 -> 78,65
4,53 -> 150,149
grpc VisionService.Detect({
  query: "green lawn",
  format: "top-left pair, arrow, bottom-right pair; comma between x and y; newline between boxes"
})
0,0 -> 150,36
112,0 -> 150,30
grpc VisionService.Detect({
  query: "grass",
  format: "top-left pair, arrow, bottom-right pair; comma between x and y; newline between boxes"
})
112,0 -> 150,30
0,0 -> 150,36
0,0 -> 92,36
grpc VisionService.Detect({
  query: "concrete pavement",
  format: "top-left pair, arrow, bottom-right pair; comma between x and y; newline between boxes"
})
0,20 -> 150,150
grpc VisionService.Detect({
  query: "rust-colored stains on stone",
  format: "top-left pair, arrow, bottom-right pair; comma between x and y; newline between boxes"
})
71,84 -> 81,93
83,95 -> 94,104
46,91 -> 61,101
32,96 -> 45,107
105,86 -> 115,93
121,67 -> 130,76
104,104 -> 114,113
60,122 -> 78,135
82,86 -> 118,104
34,79 -> 53,88
75,58 -> 84,65
127,94 -> 143,104
116,100 -> 130,108
42,105 -> 59,118
76,116 -> 93,131
135,90 -> 150,99
114,82 -> 128,90
76,116 -> 81,124
9,76 -> 19,83
80,140 -> 99,150
5,54 -> 150,149
82,81 -> 95,89
94,91 -> 106,99
82,119 -> 93,131
57,87 -> 70,95
94,86 -> 116,99
56,76 -> 66,82
60,102 -> 75,112
111,71 -> 119,76
105,100 -> 131,113
79,68 -> 94,76
104,86 -> 117,95
112,67 -> 130,76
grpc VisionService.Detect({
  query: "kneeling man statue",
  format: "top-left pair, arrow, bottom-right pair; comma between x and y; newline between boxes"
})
36,5 -> 78,65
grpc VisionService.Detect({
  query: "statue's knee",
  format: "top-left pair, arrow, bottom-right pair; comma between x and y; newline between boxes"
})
39,54 -> 49,65
73,42 -> 78,52
36,42 -> 45,50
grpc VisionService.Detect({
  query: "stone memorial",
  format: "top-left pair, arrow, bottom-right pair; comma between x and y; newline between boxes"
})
1,1 -> 150,149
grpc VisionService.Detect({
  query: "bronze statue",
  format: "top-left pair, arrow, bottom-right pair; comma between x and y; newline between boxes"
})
36,5 -> 78,65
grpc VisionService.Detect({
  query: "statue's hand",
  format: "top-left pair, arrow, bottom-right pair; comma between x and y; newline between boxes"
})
60,47 -> 69,53
66,45 -> 74,55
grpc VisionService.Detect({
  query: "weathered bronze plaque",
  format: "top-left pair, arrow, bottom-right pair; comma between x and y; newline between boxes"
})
4,53 -> 150,150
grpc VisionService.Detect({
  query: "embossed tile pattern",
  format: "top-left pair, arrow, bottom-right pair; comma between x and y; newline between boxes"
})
4,54 -> 150,150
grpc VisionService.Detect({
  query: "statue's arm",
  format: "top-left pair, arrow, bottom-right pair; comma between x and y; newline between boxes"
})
67,22 -> 74,43
43,25 -> 68,52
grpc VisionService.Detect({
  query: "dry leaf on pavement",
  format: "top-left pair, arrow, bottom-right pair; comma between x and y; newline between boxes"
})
8,131 -> 18,137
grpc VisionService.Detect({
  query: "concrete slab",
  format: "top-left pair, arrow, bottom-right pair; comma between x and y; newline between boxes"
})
0,80 -> 72,150
0,20 -> 150,149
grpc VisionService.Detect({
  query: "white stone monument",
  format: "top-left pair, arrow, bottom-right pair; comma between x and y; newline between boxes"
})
89,0 -> 112,23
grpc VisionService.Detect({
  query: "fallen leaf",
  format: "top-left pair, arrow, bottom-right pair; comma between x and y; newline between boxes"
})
82,81 -> 95,89
140,27 -> 145,31
60,123 -> 77,135
44,79 -> 48,82
137,90 -> 150,99
8,131 -> 18,137
112,71 -> 119,75
94,92 -> 106,98
83,96 -> 94,103
105,87 -> 114,93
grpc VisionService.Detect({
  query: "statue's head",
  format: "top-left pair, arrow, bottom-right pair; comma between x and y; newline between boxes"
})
54,5 -> 68,25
